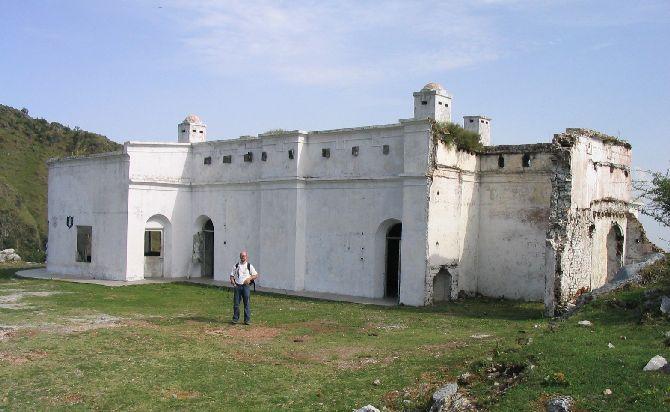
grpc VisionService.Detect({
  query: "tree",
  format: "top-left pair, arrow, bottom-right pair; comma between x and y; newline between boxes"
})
634,169 -> 670,228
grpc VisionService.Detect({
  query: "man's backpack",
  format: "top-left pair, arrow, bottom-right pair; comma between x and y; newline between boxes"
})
235,262 -> 256,291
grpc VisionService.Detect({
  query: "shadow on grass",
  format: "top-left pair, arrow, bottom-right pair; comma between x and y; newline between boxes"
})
0,264 -> 44,280
174,281 -> 544,321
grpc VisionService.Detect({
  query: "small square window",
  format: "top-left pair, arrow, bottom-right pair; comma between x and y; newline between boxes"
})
192,129 -> 196,132
144,230 -> 162,257
181,129 -> 186,133
322,148 -> 330,158
382,145 -> 390,155
222,155 -> 232,164
288,149 -> 294,159
199,130 -> 203,133
469,119 -> 474,123
351,146 -> 359,156
261,152 -> 267,161
438,101 -> 442,105
421,101 -> 428,105
244,152 -> 253,162
204,156 -> 212,165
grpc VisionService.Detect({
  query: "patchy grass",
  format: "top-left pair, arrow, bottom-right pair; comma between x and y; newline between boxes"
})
464,256 -> 670,411
1,264 -> 669,410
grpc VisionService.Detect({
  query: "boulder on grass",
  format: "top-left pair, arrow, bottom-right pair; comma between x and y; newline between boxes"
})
546,396 -> 573,412
643,355 -> 667,371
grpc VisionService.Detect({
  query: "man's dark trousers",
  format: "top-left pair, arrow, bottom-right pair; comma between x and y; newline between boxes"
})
233,284 -> 251,324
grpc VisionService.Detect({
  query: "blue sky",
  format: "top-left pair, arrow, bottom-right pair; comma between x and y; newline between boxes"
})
1,0 -> 669,244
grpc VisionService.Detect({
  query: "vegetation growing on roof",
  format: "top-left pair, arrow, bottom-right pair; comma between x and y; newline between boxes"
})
431,121 -> 483,153
262,128 -> 286,135
599,134 -> 632,149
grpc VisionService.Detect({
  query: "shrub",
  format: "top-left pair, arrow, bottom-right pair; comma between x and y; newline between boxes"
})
432,121 -> 483,153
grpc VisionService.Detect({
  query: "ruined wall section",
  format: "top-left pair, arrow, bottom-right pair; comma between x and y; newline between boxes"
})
625,212 -> 663,264
549,129 -> 634,313
425,141 -> 478,304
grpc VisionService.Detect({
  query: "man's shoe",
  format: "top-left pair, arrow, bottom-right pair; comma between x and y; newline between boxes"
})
243,321 -> 250,325
231,320 -> 238,325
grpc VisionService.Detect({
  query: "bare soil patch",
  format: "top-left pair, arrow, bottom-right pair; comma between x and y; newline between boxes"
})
296,319 -> 344,334
202,325 -> 281,341
55,314 -> 121,333
162,389 -> 201,400
362,321 -> 407,334
0,350 -> 48,365
0,326 -> 17,341
0,290 -> 66,310
420,341 -> 469,354
285,345 -> 397,370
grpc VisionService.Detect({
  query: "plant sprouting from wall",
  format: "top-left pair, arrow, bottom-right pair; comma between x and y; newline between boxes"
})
431,121 -> 483,153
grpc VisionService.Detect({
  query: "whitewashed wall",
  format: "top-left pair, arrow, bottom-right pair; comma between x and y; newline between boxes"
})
47,119 -> 432,305
427,145 -> 479,302
47,154 -> 130,279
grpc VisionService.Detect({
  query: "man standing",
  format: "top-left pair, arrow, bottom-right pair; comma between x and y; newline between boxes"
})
229,251 -> 258,325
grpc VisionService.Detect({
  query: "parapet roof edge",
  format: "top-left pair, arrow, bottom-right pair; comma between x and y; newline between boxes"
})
126,141 -> 192,147
481,143 -> 554,154
311,121 -> 406,135
47,151 -> 127,165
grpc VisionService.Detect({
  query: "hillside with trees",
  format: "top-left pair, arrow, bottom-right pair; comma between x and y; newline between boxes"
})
0,105 -> 121,261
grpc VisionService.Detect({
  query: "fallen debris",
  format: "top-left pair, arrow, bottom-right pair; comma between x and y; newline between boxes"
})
660,296 -> 670,314
0,249 -> 21,263
546,396 -> 573,412
577,320 -> 592,327
428,382 -> 473,412
643,355 -> 667,371
354,405 -> 380,412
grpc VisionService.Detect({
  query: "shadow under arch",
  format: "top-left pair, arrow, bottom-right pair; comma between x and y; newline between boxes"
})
375,218 -> 402,300
144,214 -> 171,279
606,222 -> 624,282
193,215 -> 215,278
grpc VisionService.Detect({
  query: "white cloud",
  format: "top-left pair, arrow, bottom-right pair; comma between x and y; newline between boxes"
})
167,0 -> 503,85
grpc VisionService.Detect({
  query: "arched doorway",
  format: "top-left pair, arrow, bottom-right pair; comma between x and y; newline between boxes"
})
385,223 -> 402,299
144,214 -> 171,278
202,219 -> 214,278
433,267 -> 452,303
606,224 -> 624,282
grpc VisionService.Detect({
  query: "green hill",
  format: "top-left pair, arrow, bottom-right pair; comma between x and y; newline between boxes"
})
0,105 -> 122,261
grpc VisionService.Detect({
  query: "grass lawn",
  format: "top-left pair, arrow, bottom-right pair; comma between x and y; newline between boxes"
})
0,263 -> 669,411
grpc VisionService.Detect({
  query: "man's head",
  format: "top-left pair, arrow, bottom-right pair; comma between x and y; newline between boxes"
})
240,251 -> 248,263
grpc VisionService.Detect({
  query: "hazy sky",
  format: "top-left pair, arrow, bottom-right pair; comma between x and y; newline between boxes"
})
1,0 -> 668,245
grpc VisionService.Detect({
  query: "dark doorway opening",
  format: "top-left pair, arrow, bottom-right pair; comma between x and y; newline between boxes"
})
606,224 -> 624,282
385,223 -> 402,299
202,219 -> 214,278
